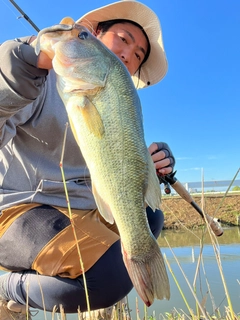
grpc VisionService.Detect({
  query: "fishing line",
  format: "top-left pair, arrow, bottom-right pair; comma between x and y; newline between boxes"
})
1,0 -> 39,33
0,0 -> 33,35
9,0 -> 39,31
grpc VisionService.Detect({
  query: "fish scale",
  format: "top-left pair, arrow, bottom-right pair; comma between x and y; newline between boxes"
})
34,17 -> 170,306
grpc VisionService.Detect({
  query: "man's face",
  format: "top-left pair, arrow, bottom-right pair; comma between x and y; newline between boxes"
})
96,22 -> 149,75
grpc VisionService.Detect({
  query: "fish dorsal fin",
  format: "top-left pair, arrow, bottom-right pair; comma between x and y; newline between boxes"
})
145,153 -> 161,210
92,183 -> 115,224
60,17 -> 75,25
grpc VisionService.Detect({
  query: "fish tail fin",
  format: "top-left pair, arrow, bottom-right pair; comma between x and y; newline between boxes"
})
123,239 -> 170,306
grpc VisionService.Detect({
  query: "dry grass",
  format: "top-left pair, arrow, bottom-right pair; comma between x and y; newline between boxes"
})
56,149 -> 240,320
161,193 -> 240,230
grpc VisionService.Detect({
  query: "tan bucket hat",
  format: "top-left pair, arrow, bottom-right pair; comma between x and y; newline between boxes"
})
76,0 -> 168,89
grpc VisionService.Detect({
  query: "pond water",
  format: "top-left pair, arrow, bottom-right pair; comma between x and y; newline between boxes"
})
1,226 -> 240,319
130,226 -> 240,318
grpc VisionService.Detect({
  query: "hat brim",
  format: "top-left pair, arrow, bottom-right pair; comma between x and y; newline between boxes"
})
76,0 -> 167,89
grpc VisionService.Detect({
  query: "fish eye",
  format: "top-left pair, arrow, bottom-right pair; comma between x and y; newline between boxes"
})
78,31 -> 89,40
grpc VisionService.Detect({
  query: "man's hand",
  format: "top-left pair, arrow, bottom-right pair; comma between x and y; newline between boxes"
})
37,51 -> 53,69
148,142 -> 175,176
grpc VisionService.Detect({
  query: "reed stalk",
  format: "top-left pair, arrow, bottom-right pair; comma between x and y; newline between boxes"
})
213,168 -> 240,218
200,172 -> 237,320
53,146 -> 239,320
164,253 -> 194,318
164,237 -> 209,319
60,123 -> 91,315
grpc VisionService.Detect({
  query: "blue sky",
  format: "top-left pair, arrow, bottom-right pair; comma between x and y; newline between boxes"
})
0,0 -> 239,184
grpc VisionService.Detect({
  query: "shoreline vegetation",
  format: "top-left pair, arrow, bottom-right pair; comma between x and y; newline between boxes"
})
161,192 -> 240,230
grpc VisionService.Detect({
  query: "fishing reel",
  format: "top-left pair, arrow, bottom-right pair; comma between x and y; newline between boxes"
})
157,174 -> 172,195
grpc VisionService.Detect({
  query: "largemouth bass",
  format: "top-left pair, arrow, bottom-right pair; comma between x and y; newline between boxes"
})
34,17 -> 170,306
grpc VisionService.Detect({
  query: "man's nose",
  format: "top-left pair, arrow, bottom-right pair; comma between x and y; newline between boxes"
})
120,54 -> 128,65
120,49 -> 131,65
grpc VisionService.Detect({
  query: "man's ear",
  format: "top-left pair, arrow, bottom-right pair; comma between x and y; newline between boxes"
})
94,28 -> 101,36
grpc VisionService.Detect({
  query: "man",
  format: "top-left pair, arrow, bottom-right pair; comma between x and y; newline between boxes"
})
0,0 -> 175,318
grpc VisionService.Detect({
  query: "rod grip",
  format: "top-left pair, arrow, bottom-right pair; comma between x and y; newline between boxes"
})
205,214 -> 223,236
171,181 -> 194,204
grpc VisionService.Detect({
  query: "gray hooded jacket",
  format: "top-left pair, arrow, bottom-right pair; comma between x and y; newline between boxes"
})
0,36 -> 96,211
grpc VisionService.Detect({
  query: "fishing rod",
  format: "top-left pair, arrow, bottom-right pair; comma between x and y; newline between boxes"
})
8,0 -> 40,32
158,171 -> 224,237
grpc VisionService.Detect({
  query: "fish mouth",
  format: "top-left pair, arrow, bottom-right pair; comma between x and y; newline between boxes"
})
68,86 -> 101,95
67,88 -> 88,94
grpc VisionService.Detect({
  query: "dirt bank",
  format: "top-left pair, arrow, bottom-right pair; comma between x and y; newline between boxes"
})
161,192 -> 240,230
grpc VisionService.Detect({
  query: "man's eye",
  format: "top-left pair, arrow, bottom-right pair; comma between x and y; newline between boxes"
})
78,31 -> 88,40
135,53 -> 141,61
120,36 -> 127,43
136,53 -> 143,62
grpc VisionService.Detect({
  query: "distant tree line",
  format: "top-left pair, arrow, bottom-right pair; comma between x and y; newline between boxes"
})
232,186 -> 240,191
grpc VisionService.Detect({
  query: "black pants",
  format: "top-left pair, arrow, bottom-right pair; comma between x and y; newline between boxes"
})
1,206 -> 164,313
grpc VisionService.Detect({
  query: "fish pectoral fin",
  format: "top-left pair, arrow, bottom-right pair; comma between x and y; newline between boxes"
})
78,97 -> 105,138
92,183 -> 114,224
59,17 -> 75,25
122,239 -> 170,307
145,153 -> 162,210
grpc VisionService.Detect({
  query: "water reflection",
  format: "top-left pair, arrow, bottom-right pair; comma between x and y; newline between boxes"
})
158,226 -> 240,248
128,226 -> 240,318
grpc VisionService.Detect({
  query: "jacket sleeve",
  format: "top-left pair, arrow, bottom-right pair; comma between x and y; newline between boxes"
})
0,36 -> 48,129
